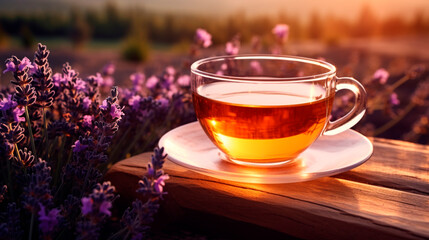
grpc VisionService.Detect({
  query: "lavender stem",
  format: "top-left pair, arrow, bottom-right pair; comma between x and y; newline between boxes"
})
24,106 -> 36,156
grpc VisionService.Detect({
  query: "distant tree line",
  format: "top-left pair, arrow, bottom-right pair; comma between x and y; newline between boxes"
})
0,2 -> 428,49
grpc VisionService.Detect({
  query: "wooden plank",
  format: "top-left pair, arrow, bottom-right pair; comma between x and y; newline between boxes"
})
106,138 -> 429,240
336,138 -> 429,195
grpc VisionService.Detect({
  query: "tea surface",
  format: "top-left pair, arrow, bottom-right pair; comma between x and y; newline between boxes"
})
193,82 -> 333,162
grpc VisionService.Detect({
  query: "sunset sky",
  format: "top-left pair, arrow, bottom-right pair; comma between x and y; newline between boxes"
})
0,0 -> 428,23
142,0 -> 429,21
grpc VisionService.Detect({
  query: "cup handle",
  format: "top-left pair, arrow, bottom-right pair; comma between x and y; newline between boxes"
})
324,77 -> 367,136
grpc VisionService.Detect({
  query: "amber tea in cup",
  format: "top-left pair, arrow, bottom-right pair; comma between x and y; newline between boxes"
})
191,55 -> 366,167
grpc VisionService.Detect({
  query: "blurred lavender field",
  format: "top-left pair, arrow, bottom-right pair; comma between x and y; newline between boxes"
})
0,0 -> 428,144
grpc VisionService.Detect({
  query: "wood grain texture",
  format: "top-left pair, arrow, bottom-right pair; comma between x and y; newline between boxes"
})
106,138 -> 429,240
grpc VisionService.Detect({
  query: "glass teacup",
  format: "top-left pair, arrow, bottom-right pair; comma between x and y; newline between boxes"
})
191,55 -> 367,167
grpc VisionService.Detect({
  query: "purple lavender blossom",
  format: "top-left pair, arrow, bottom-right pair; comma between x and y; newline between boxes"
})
272,24 -> 289,42
0,95 -> 25,123
0,94 -> 14,111
75,78 -> 87,92
52,73 -> 63,87
390,93 -> 400,105
100,99 -> 124,120
81,197 -> 93,215
18,57 -> 34,71
100,99 -> 109,110
162,66 -> 175,88
250,61 -> 263,75
12,107 -> 24,123
130,73 -> 145,91
157,97 -> 169,109
22,160 -> 53,213
100,76 -> 113,88
177,75 -> 191,87
82,96 -> 92,111
38,204 -> 60,234
82,115 -> 93,128
166,85 -> 179,99
72,140 -> 88,152
98,201 -> 112,216
28,62 -> 38,75
154,174 -> 169,194
195,28 -> 212,48
128,95 -> 141,110
110,104 -> 124,120
373,68 -> 389,84
102,62 -> 115,76
146,76 -> 159,90
32,43 -> 55,108
2,61 -> 15,74
94,73 -> 104,85
81,182 -> 115,217
4,56 -> 37,107
225,42 -> 239,55
165,66 -> 176,77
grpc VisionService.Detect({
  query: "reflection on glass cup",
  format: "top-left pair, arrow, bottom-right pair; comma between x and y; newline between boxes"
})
191,55 -> 367,167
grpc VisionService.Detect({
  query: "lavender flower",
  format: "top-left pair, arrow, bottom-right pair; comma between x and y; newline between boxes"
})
4,56 -> 37,107
145,75 -> 159,90
81,196 -> 113,216
77,181 -> 116,239
177,75 -> 191,87
1,123 -> 25,156
250,60 -> 263,75
153,174 -> 169,194
194,28 -> 212,48
130,73 -> 145,92
82,96 -> 92,111
72,140 -> 88,152
136,147 -> 168,198
13,148 -> 36,168
18,57 -> 34,71
166,84 -> 179,99
128,95 -> 142,110
225,41 -> 239,55
76,182 -> 116,240
82,115 -> 93,128
102,62 -> 115,76
32,43 -> 55,108
272,24 -> 289,42
75,78 -> 87,92
22,160 -> 53,213
0,94 -> 25,123
2,61 -> 15,74
157,97 -> 169,109
373,68 -> 389,84
100,99 -> 124,121
100,63 -> 115,89
390,92 -> 400,106
119,147 -> 167,239
52,73 -> 65,87
165,66 -> 175,76
38,203 -> 60,234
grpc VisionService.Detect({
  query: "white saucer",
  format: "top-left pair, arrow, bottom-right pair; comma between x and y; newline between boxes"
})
159,121 -> 373,184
